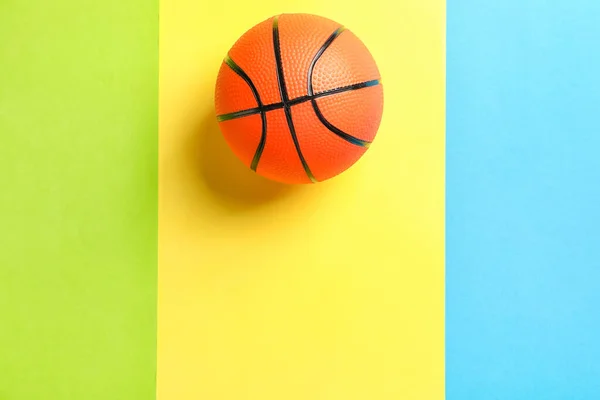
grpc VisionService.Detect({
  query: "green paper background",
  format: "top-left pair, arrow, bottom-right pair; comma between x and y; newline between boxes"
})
0,0 -> 157,399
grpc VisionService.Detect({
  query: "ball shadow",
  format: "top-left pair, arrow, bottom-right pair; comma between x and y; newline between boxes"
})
188,109 -> 296,211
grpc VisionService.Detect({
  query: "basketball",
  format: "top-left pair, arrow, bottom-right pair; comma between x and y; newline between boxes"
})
214,13 -> 383,184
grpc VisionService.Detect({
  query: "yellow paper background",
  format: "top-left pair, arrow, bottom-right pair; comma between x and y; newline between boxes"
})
158,1 -> 445,399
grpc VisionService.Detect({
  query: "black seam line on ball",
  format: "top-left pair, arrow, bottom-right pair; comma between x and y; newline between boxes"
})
273,15 -> 317,183
250,111 -> 267,171
312,103 -> 371,148
224,56 -> 263,107
307,26 -> 346,97
304,79 -> 380,103
223,55 -> 266,171
216,107 -> 261,122
272,16 -> 289,104
216,79 -> 381,122
308,27 -> 372,148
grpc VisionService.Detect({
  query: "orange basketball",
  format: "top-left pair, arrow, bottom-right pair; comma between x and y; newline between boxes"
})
214,13 -> 383,184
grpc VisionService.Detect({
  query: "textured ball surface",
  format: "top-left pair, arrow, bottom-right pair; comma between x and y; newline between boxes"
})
215,13 -> 383,184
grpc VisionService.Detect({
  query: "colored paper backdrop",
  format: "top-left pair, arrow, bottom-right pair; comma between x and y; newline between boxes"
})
447,1 -> 600,398
158,1 -> 444,399
3,0 -> 599,399
0,0 -> 157,398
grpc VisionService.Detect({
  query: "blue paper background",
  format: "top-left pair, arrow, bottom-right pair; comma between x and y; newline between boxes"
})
447,1 -> 600,398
